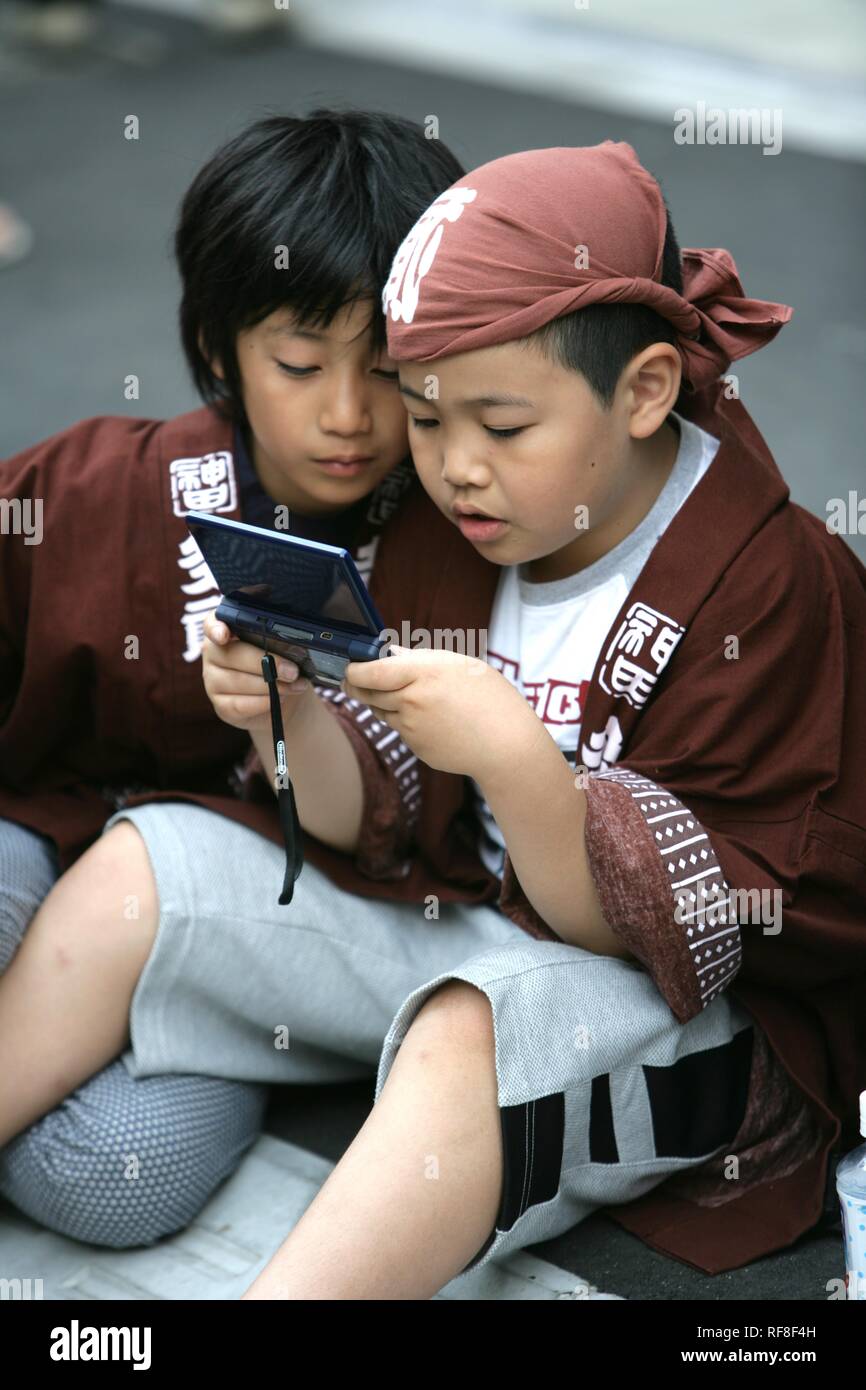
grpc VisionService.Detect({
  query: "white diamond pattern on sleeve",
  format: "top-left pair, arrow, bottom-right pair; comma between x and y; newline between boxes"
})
591,767 -> 743,1009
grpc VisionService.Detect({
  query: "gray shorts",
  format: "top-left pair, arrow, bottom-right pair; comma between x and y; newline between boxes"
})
105,801 -> 756,1278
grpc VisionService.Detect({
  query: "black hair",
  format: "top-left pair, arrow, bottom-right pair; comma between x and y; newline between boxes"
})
519,202 -> 684,408
175,108 -> 466,422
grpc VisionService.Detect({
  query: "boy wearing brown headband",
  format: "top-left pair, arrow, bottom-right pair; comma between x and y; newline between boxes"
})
216,143 -> 865,1294
254,141 -> 860,1293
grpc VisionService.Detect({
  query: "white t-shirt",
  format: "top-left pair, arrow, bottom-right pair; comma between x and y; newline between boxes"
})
473,410 -> 720,878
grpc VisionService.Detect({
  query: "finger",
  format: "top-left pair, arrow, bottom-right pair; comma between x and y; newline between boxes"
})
213,685 -> 307,720
204,610 -> 236,645
207,646 -> 267,680
215,695 -> 271,720
364,703 -> 393,726
341,678 -> 400,713
208,667 -> 307,697
375,706 -> 397,725
344,651 -> 414,692
208,639 -> 290,680
273,658 -> 303,682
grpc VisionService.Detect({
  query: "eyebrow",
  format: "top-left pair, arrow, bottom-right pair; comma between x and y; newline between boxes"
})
398,383 -> 536,408
265,325 -> 325,341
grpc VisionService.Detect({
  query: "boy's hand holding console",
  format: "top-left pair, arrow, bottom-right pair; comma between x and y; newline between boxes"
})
202,612 -> 313,734
192,513 -> 387,895
189,513 -> 389,691
192,514 -> 609,948
193,512 -> 540,789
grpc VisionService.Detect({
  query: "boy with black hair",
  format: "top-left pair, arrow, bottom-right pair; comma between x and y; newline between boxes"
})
0,108 -> 466,1247
4,140 -> 863,1299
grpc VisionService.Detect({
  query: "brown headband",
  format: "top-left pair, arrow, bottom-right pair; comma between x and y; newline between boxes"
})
382,141 -> 793,392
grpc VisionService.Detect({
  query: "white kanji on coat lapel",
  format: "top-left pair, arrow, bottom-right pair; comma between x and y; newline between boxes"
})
598,601 -> 685,710
176,533 -> 221,663
169,451 -> 237,517
352,538 -> 379,585
580,714 -> 624,773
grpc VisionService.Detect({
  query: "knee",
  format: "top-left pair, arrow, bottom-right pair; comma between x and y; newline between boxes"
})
75,820 -> 158,922
26,821 -> 158,969
409,978 -> 496,1052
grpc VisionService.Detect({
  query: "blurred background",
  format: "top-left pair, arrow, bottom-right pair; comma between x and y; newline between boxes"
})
1,0 -> 865,556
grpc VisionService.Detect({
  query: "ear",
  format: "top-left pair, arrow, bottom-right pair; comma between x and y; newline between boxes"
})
623,343 -> 682,439
198,330 -> 224,382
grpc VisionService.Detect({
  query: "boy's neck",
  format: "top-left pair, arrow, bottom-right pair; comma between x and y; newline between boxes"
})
525,417 -> 680,584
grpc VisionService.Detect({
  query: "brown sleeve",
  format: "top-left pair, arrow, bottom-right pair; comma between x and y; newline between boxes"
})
495,767 -> 741,1017
238,687 -> 422,881
581,768 -> 743,1023
0,440 -> 39,724
316,687 -> 421,879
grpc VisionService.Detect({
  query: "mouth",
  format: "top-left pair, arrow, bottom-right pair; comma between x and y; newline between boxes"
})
312,455 -> 376,477
451,505 -> 509,542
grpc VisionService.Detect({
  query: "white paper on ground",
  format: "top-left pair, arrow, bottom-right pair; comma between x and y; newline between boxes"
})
0,1133 -> 623,1301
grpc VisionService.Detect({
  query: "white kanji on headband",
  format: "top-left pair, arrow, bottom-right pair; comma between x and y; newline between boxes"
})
382,186 -> 477,326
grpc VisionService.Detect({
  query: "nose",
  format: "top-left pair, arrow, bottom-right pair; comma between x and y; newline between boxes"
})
439,440 -> 491,491
319,373 -> 372,438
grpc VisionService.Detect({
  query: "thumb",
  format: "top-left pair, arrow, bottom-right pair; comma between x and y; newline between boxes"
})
205,611 -> 232,645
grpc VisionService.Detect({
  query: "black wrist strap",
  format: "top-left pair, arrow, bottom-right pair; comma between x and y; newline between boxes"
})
259,631 -> 304,905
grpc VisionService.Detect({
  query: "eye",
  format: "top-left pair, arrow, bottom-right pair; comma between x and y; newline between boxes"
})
484,426 -> 525,438
276,361 -> 317,377
373,368 -> 399,380
410,416 -> 439,429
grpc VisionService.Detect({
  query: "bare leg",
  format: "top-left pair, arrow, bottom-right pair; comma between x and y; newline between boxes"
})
0,822 -> 158,1147
243,978 -> 504,1300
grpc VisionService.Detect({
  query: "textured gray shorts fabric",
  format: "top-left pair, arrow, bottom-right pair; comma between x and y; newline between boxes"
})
0,815 -> 267,1248
106,800 -> 756,1280
0,815 -> 60,974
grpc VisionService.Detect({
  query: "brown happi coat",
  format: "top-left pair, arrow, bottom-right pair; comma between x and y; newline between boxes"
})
252,382 -> 864,1274
0,405 -> 413,863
